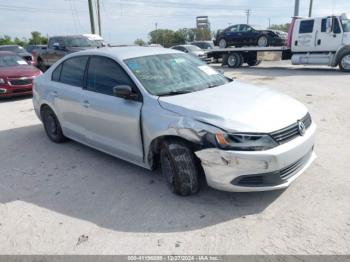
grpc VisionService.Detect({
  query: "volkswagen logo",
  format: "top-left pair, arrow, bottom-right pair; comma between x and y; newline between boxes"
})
298,120 -> 306,136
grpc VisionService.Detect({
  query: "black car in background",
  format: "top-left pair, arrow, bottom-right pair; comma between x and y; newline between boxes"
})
214,24 -> 287,48
0,45 -> 34,65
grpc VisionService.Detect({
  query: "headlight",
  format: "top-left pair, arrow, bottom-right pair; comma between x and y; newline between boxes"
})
207,132 -> 278,151
0,78 -> 5,84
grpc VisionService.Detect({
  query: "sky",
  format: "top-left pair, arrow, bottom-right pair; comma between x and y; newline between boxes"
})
1,0 -> 350,44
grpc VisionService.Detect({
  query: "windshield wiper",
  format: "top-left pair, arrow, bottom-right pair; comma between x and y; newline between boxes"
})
158,90 -> 192,96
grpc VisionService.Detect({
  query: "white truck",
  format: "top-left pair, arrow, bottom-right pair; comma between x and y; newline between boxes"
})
207,14 -> 350,72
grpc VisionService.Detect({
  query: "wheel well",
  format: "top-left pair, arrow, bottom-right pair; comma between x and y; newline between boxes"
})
147,135 -> 201,170
40,104 -> 51,118
335,46 -> 350,66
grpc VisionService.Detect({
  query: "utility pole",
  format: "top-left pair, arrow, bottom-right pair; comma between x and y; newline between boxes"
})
245,9 -> 251,24
88,0 -> 96,34
268,18 -> 271,28
294,0 -> 300,16
308,0 -> 314,17
97,0 -> 102,36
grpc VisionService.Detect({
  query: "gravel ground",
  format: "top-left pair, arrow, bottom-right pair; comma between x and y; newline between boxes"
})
0,61 -> 349,254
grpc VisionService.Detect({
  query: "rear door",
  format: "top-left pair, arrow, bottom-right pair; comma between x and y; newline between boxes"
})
50,55 -> 89,142
82,56 -> 144,163
315,17 -> 343,51
292,19 -> 316,52
224,25 -> 241,46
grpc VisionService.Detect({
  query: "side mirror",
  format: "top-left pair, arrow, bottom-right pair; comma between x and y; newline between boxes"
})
113,85 -> 138,100
326,18 -> 333,33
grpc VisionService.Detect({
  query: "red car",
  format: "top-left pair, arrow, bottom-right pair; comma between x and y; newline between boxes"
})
0,51 -> 42,98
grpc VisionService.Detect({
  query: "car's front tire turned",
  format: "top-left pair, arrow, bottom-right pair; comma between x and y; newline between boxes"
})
160,139 -> 199,196
41,106 -> 67,143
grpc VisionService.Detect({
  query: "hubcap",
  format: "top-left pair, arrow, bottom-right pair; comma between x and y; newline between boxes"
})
258,36 -> 268,47
219,39 -> 226,48
341,55 -> 350,70
228,55 -> 237,67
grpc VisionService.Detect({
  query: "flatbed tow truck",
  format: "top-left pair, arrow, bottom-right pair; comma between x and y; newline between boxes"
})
206,14 -> 350,72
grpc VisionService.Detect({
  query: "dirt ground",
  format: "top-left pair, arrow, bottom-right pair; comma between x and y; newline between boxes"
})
0,61 -> 349,254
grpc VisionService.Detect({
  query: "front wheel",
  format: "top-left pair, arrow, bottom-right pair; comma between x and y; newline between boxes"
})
339,53 -> 350,72
160,139 -> 199,196
247,59 -> 262,67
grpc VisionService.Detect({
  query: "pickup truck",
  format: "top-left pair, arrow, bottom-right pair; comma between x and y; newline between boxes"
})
207,13 -> 350,72
34,34 -> 106,71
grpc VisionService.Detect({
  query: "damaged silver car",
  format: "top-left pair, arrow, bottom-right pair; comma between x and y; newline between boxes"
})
33,46 -> 316,196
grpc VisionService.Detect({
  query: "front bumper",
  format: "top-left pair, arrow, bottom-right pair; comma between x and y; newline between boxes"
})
0,84 -> 33,98
195,123 -> 316,192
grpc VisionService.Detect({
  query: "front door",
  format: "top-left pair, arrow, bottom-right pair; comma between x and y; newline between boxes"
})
82,56 -> 144,164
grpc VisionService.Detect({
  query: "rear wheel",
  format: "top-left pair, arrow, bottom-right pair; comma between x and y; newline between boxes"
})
160,139 -> 199,196
257,35 -> 269,47
218,38 -> 227,48
41,106 -> 67,143
224,53 -> 242,68
339,53 -> 350,72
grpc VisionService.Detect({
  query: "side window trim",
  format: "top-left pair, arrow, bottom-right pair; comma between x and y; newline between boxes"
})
51,63 -> 63,82
54,55 -> 89,88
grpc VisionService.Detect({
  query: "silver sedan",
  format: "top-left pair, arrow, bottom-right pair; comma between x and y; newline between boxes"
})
33,47 -> 316,196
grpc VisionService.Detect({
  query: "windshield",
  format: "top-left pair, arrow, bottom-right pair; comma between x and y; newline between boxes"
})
66,38 -> 103,47
0,45 -> 24,52
341,19 -> 350,32
0,54 -> 27,67
125,53 -> 229,96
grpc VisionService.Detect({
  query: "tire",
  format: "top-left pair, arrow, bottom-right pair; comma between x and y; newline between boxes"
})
247,59 -> 262,67
218,38 -> 227,48
257,35 -> 269,47
160,139 -> 199,196
339,52 -> 350,72
41,106 -> 67,143
224,53 -> 242,68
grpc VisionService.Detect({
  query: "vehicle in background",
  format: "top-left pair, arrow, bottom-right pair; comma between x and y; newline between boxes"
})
26,44 -> 47,54
170,44 -> 210,62
214,24 -> 287,48
0,45 -> 34,65
148,44 -> 163,48
33,46 -> 316,196
34,34 -> 106,71
207,14 -> 350,72
0,51 -> 41,98
191,41 -> 215,50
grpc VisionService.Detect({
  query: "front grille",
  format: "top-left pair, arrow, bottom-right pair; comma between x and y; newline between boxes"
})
232,149 -> 313,187
8,78 -> 33,86
270,113 -> 312,144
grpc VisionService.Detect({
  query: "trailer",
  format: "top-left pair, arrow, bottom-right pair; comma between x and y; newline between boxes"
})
207,14 -> 350,72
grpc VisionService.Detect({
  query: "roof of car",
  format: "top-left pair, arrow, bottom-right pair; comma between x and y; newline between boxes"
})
0,45 -> 20,48
76,46 -> 181,60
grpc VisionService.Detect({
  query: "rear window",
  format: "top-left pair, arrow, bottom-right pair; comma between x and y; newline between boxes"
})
59,56 -> 88,87
299,20 -> 314,34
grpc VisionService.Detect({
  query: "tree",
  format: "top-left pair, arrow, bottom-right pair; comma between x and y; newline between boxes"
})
134,38 -> 146,46
269,23 -> 290,32
0,35 -> 14,45
28,31 -> 48,45
149,29 -> 179,47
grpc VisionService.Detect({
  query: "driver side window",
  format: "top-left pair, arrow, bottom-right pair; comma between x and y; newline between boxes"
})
86,56 -> 134,96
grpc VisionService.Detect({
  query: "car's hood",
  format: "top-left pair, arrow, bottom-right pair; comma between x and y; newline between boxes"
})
0,65 -> 41,78
158,81 -> 308,133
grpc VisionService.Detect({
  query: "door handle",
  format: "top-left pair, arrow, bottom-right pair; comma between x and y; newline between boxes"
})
317,39 -> 321,45
52,91 -> 58,97
82,100 -> 90,108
